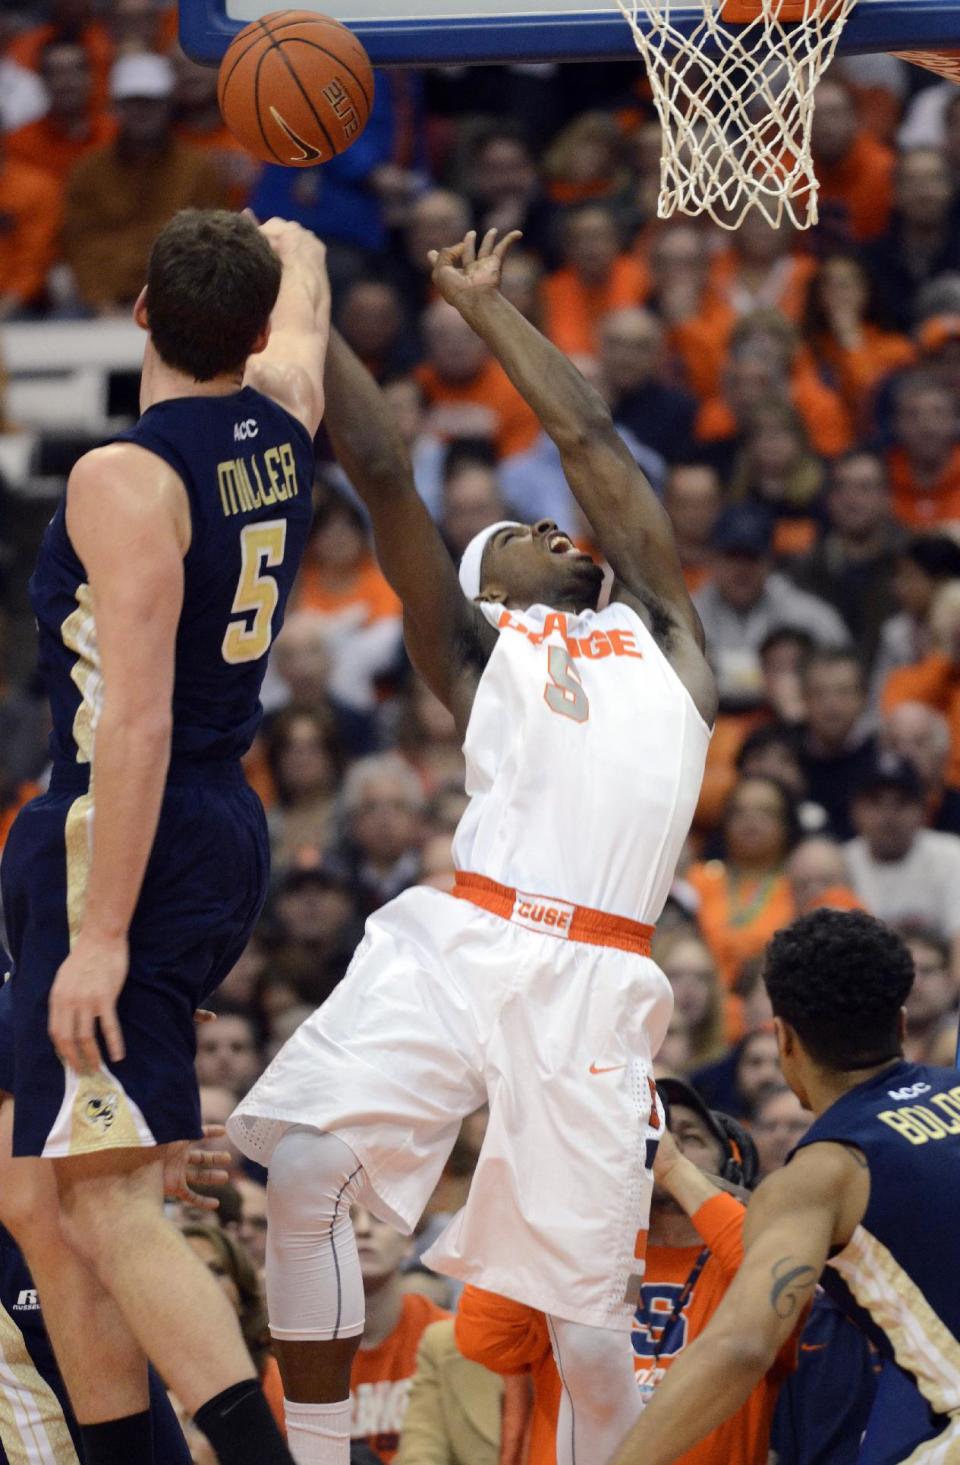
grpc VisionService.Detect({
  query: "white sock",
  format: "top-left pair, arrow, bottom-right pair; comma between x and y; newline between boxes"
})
283,1398 -> 352,1465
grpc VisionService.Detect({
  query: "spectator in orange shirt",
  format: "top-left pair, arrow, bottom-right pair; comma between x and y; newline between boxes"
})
882,581 -> 960,789
457,1081 -> 797,1465
296,492 -> 403,715
6,0 -> 114,112
688,776 -> 799,990
885,372 -> 960,527
542,204 -> 650,356
696,311 -> 853,461
416,299 -> 540,459
350,1205 -> 450,1462
648,224 -> 734,402
728,402 -> 825,558
170,43 -> 259,210
811,77 -> 895,244
664,462 -> 722,595
708,214 -> 816,326
801,256 -> 916,426
62,52 -> 229,313
0,140 -> 62,317
5,39 -> 117,183
541,111 -> 630,207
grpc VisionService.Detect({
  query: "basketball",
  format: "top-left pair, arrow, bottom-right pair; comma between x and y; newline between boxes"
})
217,9 -> 374,168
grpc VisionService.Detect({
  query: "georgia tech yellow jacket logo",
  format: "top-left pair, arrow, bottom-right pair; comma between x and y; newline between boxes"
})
83,1092 -> 118,1132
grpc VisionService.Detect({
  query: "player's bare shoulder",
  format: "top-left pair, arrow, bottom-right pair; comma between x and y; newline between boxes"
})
610,579 -> 717,728
66,443 -> 192,558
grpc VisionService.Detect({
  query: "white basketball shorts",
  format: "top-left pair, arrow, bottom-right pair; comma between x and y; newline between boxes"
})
228,881 -> 672,1330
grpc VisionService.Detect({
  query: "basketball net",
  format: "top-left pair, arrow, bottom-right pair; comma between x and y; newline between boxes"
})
613,0 -> 857,229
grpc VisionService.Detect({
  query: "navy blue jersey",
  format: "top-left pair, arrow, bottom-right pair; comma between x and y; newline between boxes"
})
794,1061 -> 960,1452
31,387 -> 314,769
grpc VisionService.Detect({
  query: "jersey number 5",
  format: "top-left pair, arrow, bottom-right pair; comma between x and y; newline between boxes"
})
544,645 -> 589,723
222,520 -> 287,665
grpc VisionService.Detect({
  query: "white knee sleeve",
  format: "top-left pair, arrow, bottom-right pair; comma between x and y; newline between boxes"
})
547,1316 -> 644,1465
265,1127 -> 366,1343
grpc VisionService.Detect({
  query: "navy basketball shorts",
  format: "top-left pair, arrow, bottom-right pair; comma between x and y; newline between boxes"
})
2,761 -> 269,1160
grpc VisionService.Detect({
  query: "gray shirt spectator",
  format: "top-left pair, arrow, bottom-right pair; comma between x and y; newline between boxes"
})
846,751 -> 960,980
693,506 -> 848,706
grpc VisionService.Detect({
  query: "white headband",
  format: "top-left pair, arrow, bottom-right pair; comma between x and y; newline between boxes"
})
457,521 -> 522,600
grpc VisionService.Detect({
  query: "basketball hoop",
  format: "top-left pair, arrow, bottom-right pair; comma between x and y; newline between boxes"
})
613,0 -> 857,229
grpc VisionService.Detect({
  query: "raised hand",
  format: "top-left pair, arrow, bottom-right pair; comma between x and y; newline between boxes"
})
428,228 -> 523,311
163,1124 -> 232,1211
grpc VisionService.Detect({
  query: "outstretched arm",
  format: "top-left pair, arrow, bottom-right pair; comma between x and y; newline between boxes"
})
432,232 -> 701,641
243,217 -> 331,437
322,328 -> 495,718
608,1145 -> 866,1465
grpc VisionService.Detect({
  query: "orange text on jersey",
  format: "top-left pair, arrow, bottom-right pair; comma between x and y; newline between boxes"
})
498,609 -> 644,660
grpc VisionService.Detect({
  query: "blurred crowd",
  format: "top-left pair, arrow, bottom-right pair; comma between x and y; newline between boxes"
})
3,2 -> 960,1462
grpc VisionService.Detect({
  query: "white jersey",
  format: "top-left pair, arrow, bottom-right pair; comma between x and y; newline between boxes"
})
453,600 -> 710,923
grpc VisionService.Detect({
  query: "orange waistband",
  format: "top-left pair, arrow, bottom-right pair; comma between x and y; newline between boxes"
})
453,872 -> 654,956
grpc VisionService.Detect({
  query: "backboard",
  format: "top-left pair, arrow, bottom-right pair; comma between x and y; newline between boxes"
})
180,0 -> 960,67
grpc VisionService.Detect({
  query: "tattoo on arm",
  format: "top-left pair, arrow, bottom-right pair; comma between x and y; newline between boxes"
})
769,1257 -> 818,1319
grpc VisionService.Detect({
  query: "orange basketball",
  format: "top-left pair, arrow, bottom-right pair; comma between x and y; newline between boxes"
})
217,9 -> 374,167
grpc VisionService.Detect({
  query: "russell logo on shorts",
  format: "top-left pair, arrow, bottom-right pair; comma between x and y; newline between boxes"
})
12,1289 -> 40,1312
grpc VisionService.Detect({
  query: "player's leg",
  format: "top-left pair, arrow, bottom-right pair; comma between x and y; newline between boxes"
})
50,1142 -> 295,1465
263,1127 -> 367,1465
0,1091 -> 161,1465
230,891 -> 494,1464
547,1317 -> 644,1464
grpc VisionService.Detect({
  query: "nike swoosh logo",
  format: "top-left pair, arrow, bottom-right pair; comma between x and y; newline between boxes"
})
269,106 -> 323,163
590,1062 -> 628,1075
800,1343 -> 828,1353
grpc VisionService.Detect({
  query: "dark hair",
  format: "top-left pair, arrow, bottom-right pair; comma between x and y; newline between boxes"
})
735,723 -> 801,773
801,644 -> 864,688
893,368 -> 955,413
764,909 -> 914,1070
204,999 -> 257,1035
312,488 -> 367,537
265,705 -> 344,806
901,532 -> 960,582
828,448 -> 888,490
803,255 -> 884,340
758,625 -> 815,663
724,774 -> 802,853
146,210 -> 281,382
443,439 -> 498,483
